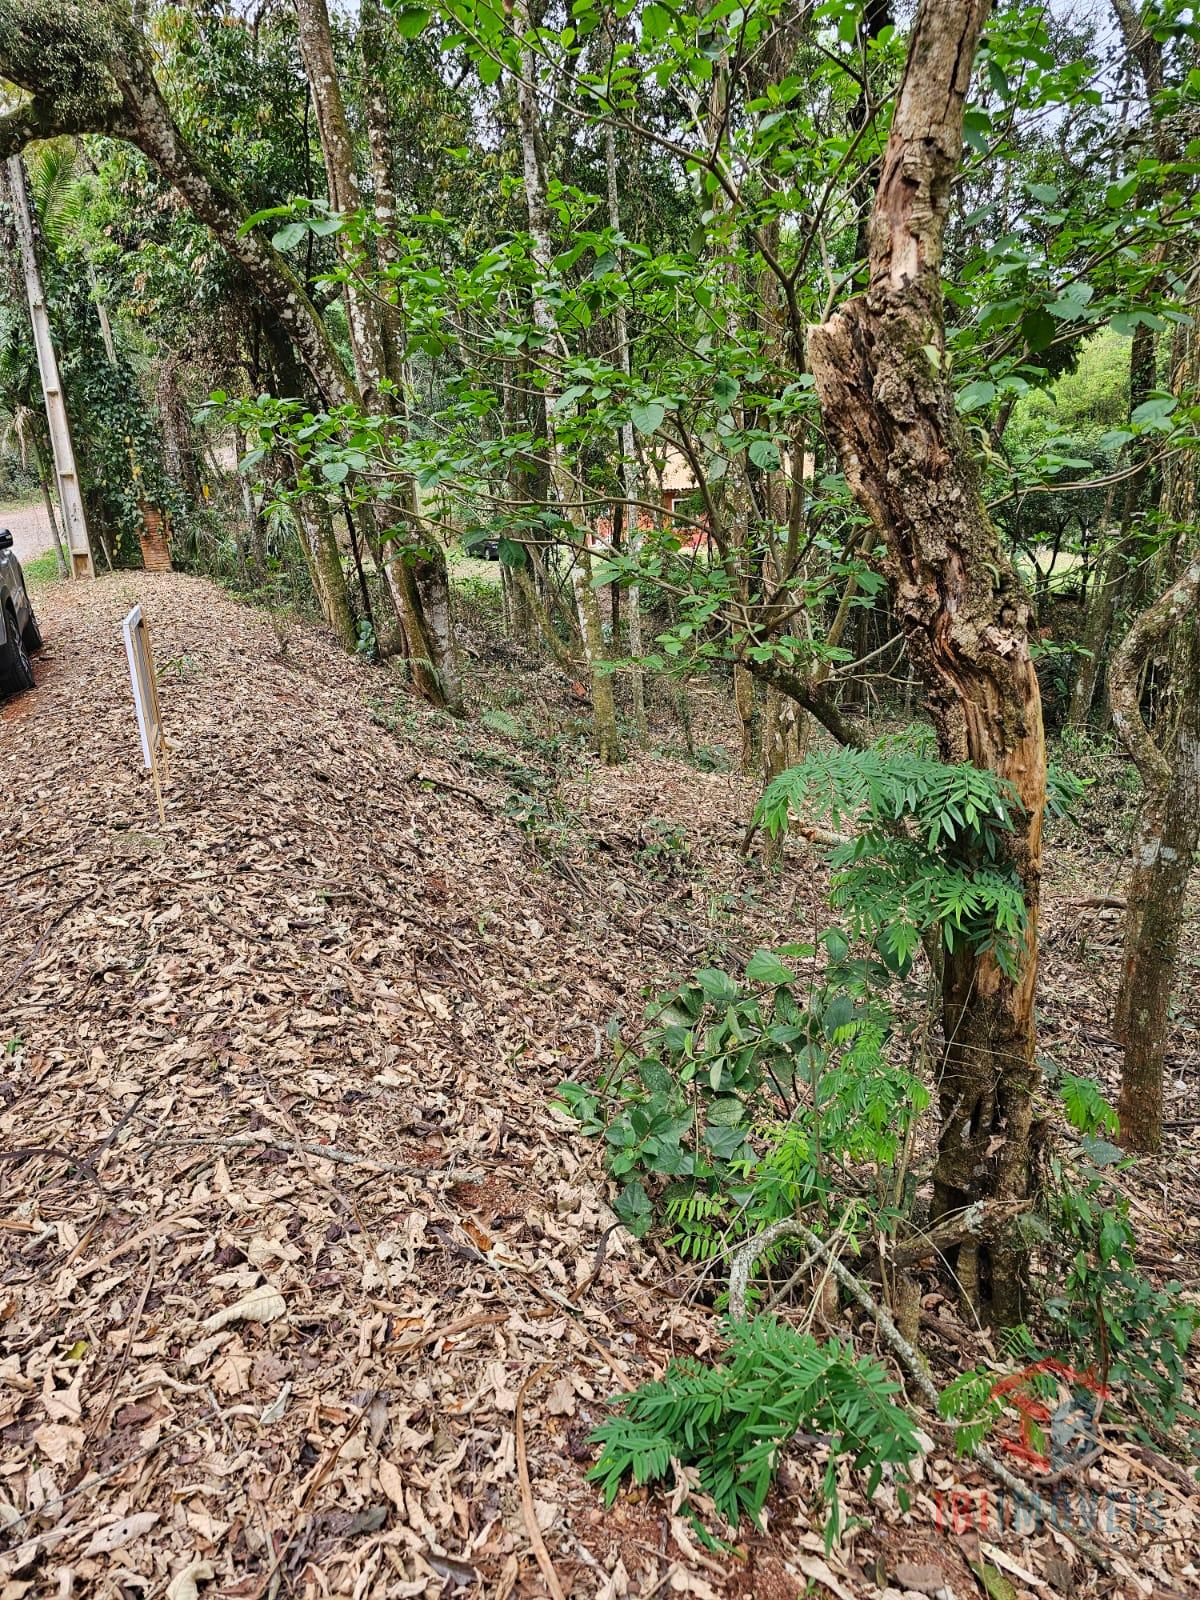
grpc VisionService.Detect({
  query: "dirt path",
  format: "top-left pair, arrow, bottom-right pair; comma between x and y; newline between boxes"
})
1,573 -> 681,1598
0,500 -> 54,567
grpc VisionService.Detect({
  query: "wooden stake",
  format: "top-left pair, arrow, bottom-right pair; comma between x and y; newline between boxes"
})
150,754 -> 165,827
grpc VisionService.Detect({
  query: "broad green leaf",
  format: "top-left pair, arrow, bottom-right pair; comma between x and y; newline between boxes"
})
748,439 -> 781,471
745,948 -> 797,985
391,7 -> 430,37
272,221 -> 306,252
631,400 -> 665,435
956,380 -> 996,414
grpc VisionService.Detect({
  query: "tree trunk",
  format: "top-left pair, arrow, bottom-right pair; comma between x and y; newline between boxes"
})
604,117 -> 648,743
294,478 -> 358,650
809,0 -> 1046,1323
260,313 -> 359,639
1068,518 -> 1124,728
359,0 -> 407,395
511,7 -> 621,762
32,433 -> 68,578
1068,321 -> 1158,728
294,0 -> 461,711
1110,552 -> 1200,1153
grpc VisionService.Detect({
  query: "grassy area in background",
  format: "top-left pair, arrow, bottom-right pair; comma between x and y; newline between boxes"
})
448,549 -> 502,587
21,552 -> 62,586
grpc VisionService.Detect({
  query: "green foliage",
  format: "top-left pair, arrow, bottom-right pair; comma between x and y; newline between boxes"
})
1058,1073 -> 1118,1137
937,1367 -> 1010,1456
589,1315 -> 919,1546
18,551 -> 61,586
1041,1146 -> 1200,1443
758,747 -> 1029,976
557,940 -> 928,1259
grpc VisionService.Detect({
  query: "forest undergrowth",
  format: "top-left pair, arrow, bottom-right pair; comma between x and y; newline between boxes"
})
1,567 -> 1197,1600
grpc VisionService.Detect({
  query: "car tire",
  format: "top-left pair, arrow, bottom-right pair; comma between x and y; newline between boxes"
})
0,606 -> 35,694
22,610 -> 43,654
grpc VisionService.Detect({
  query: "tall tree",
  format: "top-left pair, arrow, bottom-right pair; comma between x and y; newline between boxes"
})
294,0 -> 461,709
809,0 -> 1046,1322
0,0 -> 464,682
510,3 -> 621,763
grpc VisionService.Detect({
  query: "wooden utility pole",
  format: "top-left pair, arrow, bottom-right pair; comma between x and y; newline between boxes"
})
5,153 -> 94,577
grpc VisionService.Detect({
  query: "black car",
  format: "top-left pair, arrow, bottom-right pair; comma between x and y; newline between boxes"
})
0,528 -> 43,695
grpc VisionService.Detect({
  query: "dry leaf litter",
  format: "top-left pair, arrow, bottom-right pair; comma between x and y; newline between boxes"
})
2,574 -> 1197,1600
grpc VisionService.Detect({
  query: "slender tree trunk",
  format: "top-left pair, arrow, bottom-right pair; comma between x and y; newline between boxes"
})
604,117 -> 648,743
809,0 -> 1045,1323
260,313 -> 358,638
32,434 -> 68,577
294,0 -> 461,711
1110,552 -> 1200,1153
1106,268 -> 1200,1153
1069,518 -> 1124,728
1069,322 -> 1158,727
359,0 -> 406,394
293,478 -> 357,650
511,8 -> 620,762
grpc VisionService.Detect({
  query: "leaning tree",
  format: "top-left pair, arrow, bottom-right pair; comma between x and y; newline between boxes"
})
0,0 -> 460,707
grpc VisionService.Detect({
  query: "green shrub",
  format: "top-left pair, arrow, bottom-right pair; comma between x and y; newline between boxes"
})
589,1315 -> 919,1546
758,746 -> 1030,975
557,938 -> 927,1263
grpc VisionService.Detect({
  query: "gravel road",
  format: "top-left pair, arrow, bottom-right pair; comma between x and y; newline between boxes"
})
0,501 -> 54,567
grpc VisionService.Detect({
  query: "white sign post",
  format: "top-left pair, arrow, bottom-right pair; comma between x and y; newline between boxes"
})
122,604 -> 168,824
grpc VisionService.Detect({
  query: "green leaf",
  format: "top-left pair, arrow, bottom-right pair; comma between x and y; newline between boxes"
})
1131,395 -> 1177,426
614,1180 -> 653,1236
1021,308 -> 1056,352
748,439 -> 781,471
321,460 -> 350,484
272,221 -> 306,252
713,374 -> 740,409
745,948 -> 797,985
631,400 -> 665,435
956,380 -> 996,414
705,1097 -> 745,1126
694,968 -> 740,1002
821,995 -> 858,1040
390,6 -> 431,37
1080,1135 -> 1125,1168
1105,175 -> 1138,208
1048,282 -> 1093,322
703,1123 -> 746,1160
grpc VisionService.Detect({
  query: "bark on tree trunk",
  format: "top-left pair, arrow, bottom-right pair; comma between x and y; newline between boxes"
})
1107,286 -> 1200,1155
294,0 -> 461,712
294,479 -> 358,650
604,117 -> 648,743
1110,551 -> 1200,1153
1068,322 -> 1157,728
511,8 -> 621,763
808,0 -> 1046,1323
260,313 -> 358,639
359,0 -> 407,396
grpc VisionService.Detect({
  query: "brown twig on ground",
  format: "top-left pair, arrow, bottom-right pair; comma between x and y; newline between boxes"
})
516,1362 -> 567,1600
